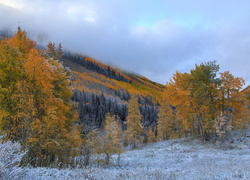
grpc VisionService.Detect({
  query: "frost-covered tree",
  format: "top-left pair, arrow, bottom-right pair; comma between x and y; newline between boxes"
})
80,129 -> 101,167
0,135 -> 26,180
214,113 -> 233,145
103,113 -> 123,164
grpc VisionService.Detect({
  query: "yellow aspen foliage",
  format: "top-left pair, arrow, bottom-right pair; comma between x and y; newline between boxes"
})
0,27 -> 79,167
188,62 -> 220,138
91,131 -> 104,166
124,96 -> 143,148
157,99 -> 175,141
114,115 -> 124,166
68,125 -> 82,159
166,71 -> 194,137
219,71 -> 247,129
165,61 -> 248,139
103,113 -> 123,164
147,127 -> 156,143
80,128 -> 101,167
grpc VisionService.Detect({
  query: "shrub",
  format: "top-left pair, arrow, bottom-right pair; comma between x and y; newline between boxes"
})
0,135 -> 27,179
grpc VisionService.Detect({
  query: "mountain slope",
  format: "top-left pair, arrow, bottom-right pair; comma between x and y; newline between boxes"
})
61,52 -> 165,100
241,85 -> 250,99
60,52 -> 165,131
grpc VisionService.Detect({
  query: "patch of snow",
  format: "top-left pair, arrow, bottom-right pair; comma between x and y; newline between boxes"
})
2,131 -> 250,179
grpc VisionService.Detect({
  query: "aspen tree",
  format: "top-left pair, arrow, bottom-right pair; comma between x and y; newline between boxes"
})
0,28 -> 78,166
114,115 -> 124,166
147,127 -> 156,143
219,71 -> 247,129
157,99 -> 174,141
124,96 -> 142,148
103,113 -> 123,164
166,61 -> 220,139
166,61 -> 248,139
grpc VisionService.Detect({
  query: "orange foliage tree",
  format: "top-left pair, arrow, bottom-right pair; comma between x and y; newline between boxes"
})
157,98 -> 177,141
0,27 -> 79,166
102,113 -> 123,164
124,96 -> 143,148
218,71 -> 249,130
166,61 -> 248,139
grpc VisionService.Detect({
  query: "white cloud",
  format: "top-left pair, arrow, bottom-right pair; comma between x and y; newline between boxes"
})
66,5 -> 96,23
0,0 -> 24,9
1,0 -> 250,86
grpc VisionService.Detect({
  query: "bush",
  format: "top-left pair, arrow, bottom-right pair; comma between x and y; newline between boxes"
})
0,135 -> 26,180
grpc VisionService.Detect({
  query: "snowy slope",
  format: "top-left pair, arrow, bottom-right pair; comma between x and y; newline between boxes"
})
3,131 -> 250,180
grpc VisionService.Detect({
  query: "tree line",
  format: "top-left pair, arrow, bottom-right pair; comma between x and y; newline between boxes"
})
62,52 -> 132,83
72,90 -> 158,135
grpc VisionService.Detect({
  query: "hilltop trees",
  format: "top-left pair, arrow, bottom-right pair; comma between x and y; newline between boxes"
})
62,53 -> 132,83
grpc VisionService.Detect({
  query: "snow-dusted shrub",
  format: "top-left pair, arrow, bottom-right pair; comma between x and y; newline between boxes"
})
214,114 -> 234,148
214,114 -> 232,138
0,135 -> 27,180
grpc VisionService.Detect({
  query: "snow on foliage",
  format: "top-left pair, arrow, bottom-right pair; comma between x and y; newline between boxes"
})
0,135 -> 27,180
2,131 -> 250,179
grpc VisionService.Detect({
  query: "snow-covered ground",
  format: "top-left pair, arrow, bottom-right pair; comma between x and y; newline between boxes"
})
2,131 -> 250,180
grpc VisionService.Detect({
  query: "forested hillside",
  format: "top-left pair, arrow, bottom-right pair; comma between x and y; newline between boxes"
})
60,52 -> 165,136
241,85 -> 250,100
0,28 -> 249,173
62,51 -> 250,143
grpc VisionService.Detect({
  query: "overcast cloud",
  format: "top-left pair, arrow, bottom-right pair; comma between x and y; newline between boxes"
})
1,0 -> 250,87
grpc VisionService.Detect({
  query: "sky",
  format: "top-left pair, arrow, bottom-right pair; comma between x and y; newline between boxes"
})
0,0 -> 250,88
